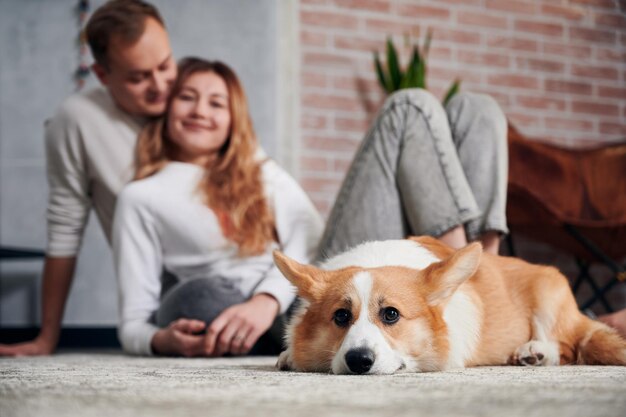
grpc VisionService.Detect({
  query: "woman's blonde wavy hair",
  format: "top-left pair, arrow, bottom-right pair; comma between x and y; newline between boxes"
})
134,57 -> 275,256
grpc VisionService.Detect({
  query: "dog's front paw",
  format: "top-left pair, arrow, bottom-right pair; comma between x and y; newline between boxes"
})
510,341 -> 559,366
276,350 -> 294,371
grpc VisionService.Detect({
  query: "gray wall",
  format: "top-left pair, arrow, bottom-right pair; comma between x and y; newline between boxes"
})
0,0 -> 280,326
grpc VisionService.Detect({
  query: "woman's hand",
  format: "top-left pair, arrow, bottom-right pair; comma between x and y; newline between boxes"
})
204,293 -> 280,357
150,318 -> 207,357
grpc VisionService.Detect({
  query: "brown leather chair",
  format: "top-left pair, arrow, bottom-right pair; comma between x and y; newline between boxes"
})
506,125 -> 626,312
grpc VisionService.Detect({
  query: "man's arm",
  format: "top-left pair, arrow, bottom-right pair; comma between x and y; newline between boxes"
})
0,257 -> 76,356
0,97 -> 94,356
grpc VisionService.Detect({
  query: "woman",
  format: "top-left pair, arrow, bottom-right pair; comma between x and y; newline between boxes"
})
112,57 -> 323,357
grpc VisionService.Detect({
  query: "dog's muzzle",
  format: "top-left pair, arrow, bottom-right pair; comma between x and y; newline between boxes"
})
345,348 -> 376,374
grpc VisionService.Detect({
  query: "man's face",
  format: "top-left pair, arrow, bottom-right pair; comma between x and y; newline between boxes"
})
93,17 -> 177,117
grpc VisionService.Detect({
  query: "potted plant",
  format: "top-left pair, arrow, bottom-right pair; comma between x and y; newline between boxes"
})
374,30 -> 460,105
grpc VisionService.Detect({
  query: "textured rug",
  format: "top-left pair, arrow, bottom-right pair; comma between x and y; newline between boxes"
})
1,351 -> 625,417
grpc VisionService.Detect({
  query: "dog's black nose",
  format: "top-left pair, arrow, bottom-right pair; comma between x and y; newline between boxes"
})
345,348 -> 375,374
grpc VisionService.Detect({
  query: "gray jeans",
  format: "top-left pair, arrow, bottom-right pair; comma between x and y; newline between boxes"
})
316,88 -> 508,262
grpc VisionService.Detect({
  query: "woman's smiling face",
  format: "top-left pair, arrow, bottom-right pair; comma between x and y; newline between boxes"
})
167,70 -> 231,165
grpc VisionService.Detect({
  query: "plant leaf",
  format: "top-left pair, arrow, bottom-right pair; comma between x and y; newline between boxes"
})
374,51 -> 392,93
422,28 -> 433,58
401,46 -> 421,89
399,70 -> 410,89
443,79 -> 461,106
416,58 -> 426,89
386,37 -> 402,91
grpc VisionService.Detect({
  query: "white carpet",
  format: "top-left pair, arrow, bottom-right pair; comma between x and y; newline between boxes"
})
1,351 -> 625,417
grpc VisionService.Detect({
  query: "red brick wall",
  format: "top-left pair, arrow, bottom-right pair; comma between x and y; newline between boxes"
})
298,0 -> 626,216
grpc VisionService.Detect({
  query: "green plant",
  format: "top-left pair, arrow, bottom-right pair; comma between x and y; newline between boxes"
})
373,30 -> 460,105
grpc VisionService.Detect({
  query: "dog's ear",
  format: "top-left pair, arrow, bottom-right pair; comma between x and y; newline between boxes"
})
273,251 -> 327,301
422,242 -> 482,306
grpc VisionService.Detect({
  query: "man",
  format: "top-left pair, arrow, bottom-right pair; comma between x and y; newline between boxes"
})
0,0 -> 176,356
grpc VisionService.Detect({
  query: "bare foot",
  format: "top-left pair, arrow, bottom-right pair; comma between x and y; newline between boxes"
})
598,308 -> 626,339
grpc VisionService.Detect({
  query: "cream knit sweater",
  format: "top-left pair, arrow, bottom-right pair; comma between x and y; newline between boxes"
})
45,87 -> 143,256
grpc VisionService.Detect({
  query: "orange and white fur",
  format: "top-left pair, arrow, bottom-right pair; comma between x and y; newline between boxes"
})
274,236 -> 626,374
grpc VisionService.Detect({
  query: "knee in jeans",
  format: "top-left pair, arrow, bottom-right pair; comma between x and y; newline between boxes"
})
446,92 -> 507,153
385,88 -> 443,113
447,92 -> 506,127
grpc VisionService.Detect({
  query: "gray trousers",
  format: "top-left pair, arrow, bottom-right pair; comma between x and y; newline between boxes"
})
316,88 -> 508,262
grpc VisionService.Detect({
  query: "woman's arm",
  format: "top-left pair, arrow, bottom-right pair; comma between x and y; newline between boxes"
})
112,186 -> 164,355
113,185 -> 210,356
253,161 -> 324,312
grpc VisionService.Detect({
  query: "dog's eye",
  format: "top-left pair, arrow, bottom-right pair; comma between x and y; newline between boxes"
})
381,307 -> 400,325
333,309 -> 352,327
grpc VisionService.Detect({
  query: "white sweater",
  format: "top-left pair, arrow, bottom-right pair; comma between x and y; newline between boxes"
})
45,87 -> 143,256
112,161 -> 324,355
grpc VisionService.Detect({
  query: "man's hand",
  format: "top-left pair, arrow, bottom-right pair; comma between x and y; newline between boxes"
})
0,257 -> 77,358
150,319 -> 207,357
204,293 -> 280,357
0,335 -> 56,357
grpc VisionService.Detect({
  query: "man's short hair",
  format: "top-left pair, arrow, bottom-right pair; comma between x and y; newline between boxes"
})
86,0 -> 164,69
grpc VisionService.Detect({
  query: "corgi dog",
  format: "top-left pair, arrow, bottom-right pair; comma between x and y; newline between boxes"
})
273,236 -> 626,374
